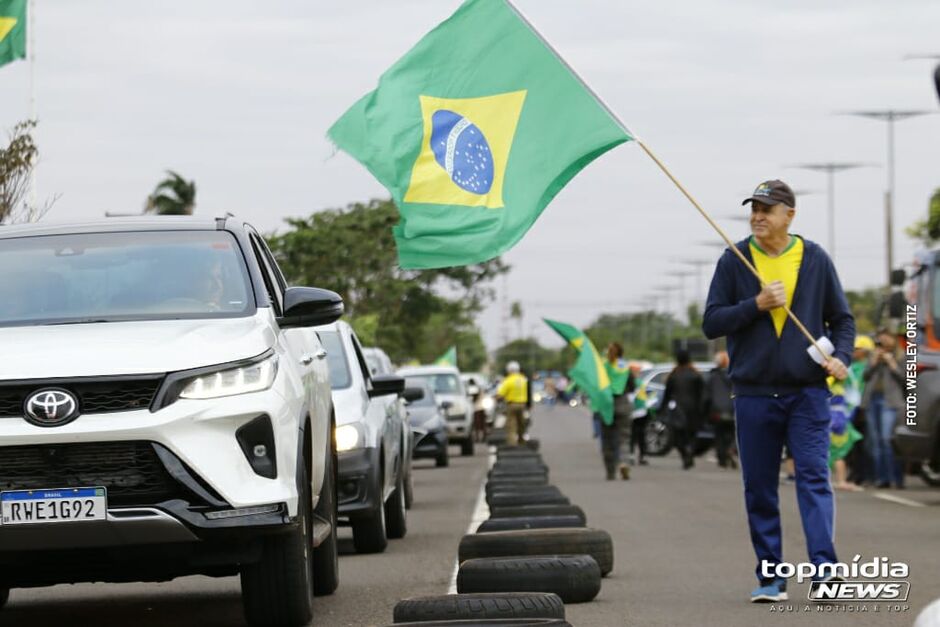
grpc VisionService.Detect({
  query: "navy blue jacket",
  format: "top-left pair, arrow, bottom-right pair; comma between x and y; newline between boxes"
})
702,236 -> 855,396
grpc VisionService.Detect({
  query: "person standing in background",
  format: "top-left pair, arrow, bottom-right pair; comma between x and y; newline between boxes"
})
704,351 -> 737,469
861,329 -> 905,489
660,349 -> 704,470
496,361 -> 528,447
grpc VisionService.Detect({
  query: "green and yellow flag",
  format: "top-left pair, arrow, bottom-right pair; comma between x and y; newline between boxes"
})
0,0 -> 26,69
434,345 -> 457,367
544,318 -> 614,424
329,0 -> 631,269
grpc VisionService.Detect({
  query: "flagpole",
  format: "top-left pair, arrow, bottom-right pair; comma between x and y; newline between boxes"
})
503,0 -> 831,364
28,0 -> 36,216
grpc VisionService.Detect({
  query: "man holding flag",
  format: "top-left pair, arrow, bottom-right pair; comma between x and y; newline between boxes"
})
703,179 -> 855,602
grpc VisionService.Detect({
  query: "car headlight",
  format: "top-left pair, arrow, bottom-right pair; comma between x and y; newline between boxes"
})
533,393 -> 543,403
481,397 -> 495,411
180,355 -> 278,400
335,424 -> 363,452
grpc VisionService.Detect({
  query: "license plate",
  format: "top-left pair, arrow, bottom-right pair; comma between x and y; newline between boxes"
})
0,488 -> 107,525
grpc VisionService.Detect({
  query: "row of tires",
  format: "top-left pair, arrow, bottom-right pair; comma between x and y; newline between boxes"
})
381,433 -> 612,626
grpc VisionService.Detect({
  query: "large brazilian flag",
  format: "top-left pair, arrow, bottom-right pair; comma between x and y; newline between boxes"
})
0,0 -> 26,69
329,0 -> 631,269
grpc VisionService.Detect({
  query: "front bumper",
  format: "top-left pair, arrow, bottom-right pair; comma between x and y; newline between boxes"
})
412,428 -> 447,459
337,446 -> 381,519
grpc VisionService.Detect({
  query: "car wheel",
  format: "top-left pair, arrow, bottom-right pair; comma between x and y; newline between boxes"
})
458,555 -> 601,604
312,435 -> 339,596
436,443 -> 450,467
461,437 -> 475,456
458,528 -> 614,577
393,592 -> 565,623
918,461 -> 940,487
240,463 -> 314,626
645,418 -> 673,456
0,587 -> 9,609
352,470 -> 388,554
385,466 -> 408,539
403,465 -> 414,510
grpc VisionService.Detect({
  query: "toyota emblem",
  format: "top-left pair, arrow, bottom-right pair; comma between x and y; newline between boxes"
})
24,389 -> 80,427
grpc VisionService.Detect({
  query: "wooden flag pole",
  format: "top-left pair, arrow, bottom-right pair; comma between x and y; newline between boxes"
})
504,0 -> 833,364
635,140 -> 831,363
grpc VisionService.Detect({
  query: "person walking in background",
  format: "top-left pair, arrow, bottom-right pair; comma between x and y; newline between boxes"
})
702,179 -> 855,603
704,351 -> 737,469
861,328 -> 905,489
629,362 -> 650,466
828,376 -> 864,491
846,335 -> 874,485
660,349 -> 704,470
599,342 -> 635,480
496,361 -> 528,447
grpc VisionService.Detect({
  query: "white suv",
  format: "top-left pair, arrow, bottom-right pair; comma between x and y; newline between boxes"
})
0,218 -> 343,627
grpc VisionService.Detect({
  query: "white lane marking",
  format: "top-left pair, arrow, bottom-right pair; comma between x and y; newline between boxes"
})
872,492 -> 927,508
447,448 -> 494,594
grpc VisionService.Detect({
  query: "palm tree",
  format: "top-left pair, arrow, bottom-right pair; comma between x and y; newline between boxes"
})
145,170 -> 196,215
510,301 -> 523,340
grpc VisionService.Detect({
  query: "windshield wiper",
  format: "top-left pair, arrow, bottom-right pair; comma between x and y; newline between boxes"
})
43,318 -> 116,326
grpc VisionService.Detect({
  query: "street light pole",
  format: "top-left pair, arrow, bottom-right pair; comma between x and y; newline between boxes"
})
843,110 -> 933,285
791,163 -> 869,264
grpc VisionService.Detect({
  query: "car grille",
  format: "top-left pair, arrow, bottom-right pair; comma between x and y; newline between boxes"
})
0,441 -> 190,507
0,377 -> 163,418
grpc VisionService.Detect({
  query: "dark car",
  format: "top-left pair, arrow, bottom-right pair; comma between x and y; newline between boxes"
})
892,248 -> 940,487
404,378 -> 449,468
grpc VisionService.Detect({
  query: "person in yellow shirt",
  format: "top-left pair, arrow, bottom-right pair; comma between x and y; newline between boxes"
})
497,361 -> 528,446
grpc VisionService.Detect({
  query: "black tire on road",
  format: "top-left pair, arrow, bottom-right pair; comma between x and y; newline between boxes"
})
436,443 -> 450,467
389,620 -> 571,627
522,438 -> 541,451
477,515 -> 584,533
487,491 -> 569,509
240,467 -> 314,626
486,477 -> 549,491
488,469 -> 549,481
491,463 -> 548,475
485,483 -> 560,499
0,588 -> 8,610
489,504 -> 586,525
458,555 -> 601,604
352,471 -> 388,554
385,467 -> 408,540
312,437 -> 339,596
393,592 -> 565,623
487,429 -> 508,446
496,448 -> 543,458
461,437 -> 475,456
459,528 -> 614,576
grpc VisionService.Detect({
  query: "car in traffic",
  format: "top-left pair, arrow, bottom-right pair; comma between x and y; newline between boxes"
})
397,365 -> 475,456
891,248 -> 940,487
317,322 -> 409,553
0,217 -> 343,626
403,377 -> 449,467
363,346 -> 415,508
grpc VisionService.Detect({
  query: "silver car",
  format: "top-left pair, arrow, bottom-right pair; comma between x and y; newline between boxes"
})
397,365 -> 474,456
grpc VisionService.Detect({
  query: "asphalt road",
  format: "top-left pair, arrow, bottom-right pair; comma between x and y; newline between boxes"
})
2,404 -> 937,627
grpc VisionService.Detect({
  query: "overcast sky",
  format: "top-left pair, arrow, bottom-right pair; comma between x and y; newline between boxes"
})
1,1 -> 938,350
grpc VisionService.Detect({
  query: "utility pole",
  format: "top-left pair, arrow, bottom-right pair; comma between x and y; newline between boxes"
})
791,163 -> 869,265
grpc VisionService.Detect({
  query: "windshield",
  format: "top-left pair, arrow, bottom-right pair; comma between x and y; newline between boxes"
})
0,230 -> 253,326
411,373 -> 461,395
319,330 -> 351,389
404,378 -> 435,407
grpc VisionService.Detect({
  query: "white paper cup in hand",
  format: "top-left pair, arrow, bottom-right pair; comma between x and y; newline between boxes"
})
806,336 -> 835,366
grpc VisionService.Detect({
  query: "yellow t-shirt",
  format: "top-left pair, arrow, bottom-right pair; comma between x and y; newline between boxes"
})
497,373 -> 528,403
750,235 -> 804,338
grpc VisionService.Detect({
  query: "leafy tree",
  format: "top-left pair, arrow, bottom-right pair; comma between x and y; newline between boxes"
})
267,198 -> 508,367
0,120 -> 53,224
145,170 -> 196,215
493,338 -> 565,374
844,288 -> 883,334
905,188 -> 940,246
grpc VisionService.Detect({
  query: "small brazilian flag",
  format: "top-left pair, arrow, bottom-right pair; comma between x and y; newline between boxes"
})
434,345 -> 457,367
328,0 -> 632,269
544,318 -> 614,425
0,0 -> 25,69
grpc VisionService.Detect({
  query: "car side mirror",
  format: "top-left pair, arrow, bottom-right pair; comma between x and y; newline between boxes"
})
440,400 -> 453,411
369,374 -> 405,398
890,268 -> 906,287
402,387 -> 424,403
278,287 -> 344,329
